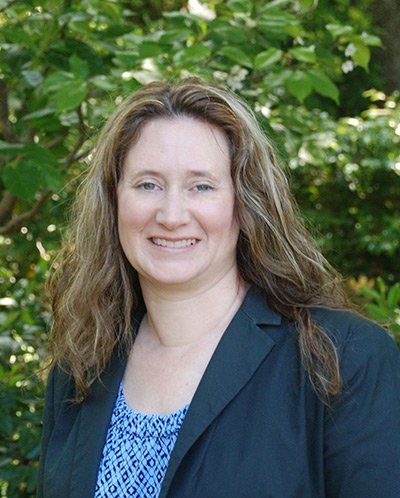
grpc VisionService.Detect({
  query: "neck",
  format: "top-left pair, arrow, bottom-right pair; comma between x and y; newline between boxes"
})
137,271 -> 251,351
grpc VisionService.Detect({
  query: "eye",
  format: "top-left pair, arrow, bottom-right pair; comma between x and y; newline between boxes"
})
194,184 -> 214,192
137,182 -> 158,191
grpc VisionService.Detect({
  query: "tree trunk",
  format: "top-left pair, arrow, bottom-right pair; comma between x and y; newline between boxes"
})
371,0 -> 400,92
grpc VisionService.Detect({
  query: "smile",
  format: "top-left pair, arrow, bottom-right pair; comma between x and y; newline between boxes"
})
150,238 -> 199,249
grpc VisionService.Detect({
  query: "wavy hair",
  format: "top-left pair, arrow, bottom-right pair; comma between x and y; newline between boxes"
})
47,77 -> 355,403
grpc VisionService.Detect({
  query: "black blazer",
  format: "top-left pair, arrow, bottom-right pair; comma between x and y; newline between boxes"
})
37,286 -> 400,498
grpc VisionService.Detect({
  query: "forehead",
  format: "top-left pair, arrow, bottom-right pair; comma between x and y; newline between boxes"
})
123,116 -> 231,176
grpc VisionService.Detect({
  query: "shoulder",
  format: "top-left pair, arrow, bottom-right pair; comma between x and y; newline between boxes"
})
308,307 -> 400,389
313,310 -> 400,495
309,306 -> 397,353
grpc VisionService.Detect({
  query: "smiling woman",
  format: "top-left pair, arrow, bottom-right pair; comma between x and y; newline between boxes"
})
37,77 -> 400,498
117,116 -> 239,291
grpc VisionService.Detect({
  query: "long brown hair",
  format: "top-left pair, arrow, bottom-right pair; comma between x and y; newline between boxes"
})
47,77 -> 356,403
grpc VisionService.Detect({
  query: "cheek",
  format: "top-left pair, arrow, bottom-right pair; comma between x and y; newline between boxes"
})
117,192 -> 150,232
200,195 -> 239,235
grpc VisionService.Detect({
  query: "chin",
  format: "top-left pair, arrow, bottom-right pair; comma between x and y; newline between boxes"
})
140,270 -> 198,285
152,276 -> 199,286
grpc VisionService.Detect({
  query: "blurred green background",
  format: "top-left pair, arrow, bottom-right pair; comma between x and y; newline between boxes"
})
0,0 -> 399,495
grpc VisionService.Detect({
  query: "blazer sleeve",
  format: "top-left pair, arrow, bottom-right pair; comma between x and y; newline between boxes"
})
36,365 -> 56,498
323,320 -> 400,498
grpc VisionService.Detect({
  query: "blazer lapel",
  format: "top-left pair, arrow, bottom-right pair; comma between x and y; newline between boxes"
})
69,309 -> 146,498
69,348 -> 127,498
67,286 -> 280,498
159,285 -> 281,498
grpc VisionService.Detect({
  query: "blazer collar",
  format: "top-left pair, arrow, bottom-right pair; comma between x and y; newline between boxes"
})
159,285 -> 281,497
70,285 -> 281,498
240,284 -> 281,326
69,345 -> 128,498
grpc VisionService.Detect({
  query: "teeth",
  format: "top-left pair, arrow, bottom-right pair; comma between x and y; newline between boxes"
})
152,238 -> 197,248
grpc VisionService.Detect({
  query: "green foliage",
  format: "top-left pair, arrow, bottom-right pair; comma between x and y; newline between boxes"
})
0,0 -> 397,496
284,90 -> 400,281
0,261 -> 50,497
355,278 -> 400,344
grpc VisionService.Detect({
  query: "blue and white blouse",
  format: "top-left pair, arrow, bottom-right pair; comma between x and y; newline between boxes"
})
94,382 -> 190,498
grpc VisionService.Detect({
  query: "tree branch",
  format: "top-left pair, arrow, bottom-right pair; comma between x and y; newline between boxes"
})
0,106 -> 92,235
0,190 -> 17,225
0,80 -> 17,143
64,106 -> 88,164
0,191 -> 51,235
0,0 -> 18,14
72,147 -> 93,163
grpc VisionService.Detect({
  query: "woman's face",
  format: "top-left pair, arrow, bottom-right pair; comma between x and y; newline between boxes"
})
117,116 -> 240,290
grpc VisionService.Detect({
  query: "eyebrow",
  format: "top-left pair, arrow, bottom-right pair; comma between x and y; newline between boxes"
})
131,169 -> 220,180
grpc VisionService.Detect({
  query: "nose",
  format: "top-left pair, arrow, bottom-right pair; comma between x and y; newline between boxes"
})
155,190 -> 191,229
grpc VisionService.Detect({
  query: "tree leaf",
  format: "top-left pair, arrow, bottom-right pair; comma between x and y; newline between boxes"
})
365,303 -> 389,322
308,70 -> 339,104
326,24 -> 353,39
0,141 -> 25,153
298,0 -> 314,9
22,108 -> 56,121
254,48 -> 283,70
39,163 -> 63,191
113,50 -> 141,67
260,1 -> 293,14
218,46 -> 252,68
360,33 -> 382,47
352,42 -> 370,70
226,0 -> 252,13
262,69 -> 291,89
2,161 -> 41,201
2,26 -> 35,48
286,71 -> 312,102
47,38 -> 103,74
289,46 -> 316,63
377,276 -> 386,295
21,71 -> 44,88
42,71 -> 74,92
257,10 -> 298,40
208,22 -> 249,44
97,1 -> 120,21
358,287 -> 381,302
20,145 -> 58,166
138,41 -> 166,58
54,80 -> 88,112
9,145 -> 63,192
69,54 -> 90,79
90,75 -> 116,91
387,283 -> 400,309
159,29 -> 191,44
173,45 -> 212,66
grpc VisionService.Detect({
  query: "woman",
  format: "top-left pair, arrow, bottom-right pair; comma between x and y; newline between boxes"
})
37,77 -> 400,498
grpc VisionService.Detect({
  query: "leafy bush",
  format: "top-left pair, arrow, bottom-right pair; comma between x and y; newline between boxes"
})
0,1 -> 397,496
284,90 -> 400,281
352,277 -> 400,345
0,261 -> 50,497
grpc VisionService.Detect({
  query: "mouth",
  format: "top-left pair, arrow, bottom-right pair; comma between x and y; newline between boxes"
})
149,237 -> 201,250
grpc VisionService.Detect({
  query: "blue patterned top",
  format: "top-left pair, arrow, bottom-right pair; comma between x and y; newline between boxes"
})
94,382 -> 190,498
